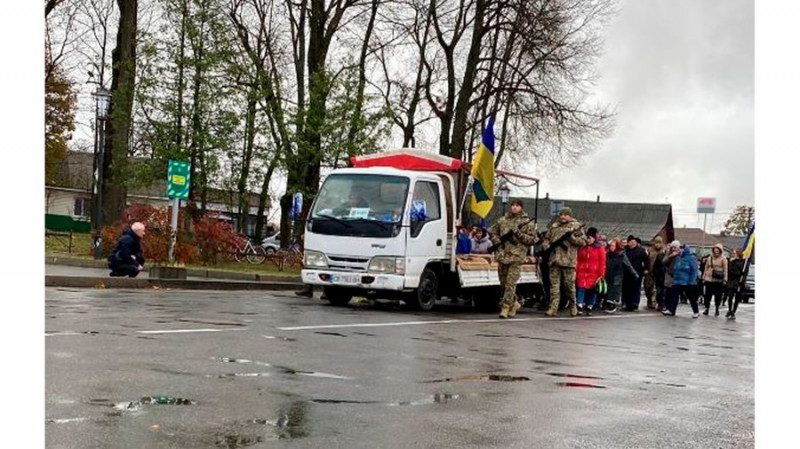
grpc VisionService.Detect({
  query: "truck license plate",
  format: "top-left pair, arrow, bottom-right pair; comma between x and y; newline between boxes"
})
330,274 -> 360,284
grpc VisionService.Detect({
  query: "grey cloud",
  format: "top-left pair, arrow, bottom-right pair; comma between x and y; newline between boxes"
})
523,0 -> 754,231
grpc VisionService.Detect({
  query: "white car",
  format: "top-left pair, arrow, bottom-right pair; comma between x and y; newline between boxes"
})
261,234 -> 280,254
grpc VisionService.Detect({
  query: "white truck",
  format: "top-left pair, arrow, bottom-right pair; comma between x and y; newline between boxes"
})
300,150 -> 541,311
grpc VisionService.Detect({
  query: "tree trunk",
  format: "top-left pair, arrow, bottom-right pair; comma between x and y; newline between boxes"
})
254,158 -> 278,240
102,0 -> 137,224
450,0 -> 486,161
237,92 -> 257,235
345,0 -> 379,161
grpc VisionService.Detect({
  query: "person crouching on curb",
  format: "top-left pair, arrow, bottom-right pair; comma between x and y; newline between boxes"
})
108,222 -> 146,277
489,199 -> 538,319
575,227 -> 606,316
543,207 -> 587,317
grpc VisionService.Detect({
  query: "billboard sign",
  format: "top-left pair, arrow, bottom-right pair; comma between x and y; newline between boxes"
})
697,197 -> 716,214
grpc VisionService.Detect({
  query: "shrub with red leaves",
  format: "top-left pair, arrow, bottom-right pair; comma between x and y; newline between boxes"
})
192,214 -> 246,265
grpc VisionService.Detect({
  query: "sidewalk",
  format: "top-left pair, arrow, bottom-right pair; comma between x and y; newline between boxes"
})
45,256 -> 303,291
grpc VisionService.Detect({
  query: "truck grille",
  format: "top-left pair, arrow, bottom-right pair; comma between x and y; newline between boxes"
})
327,255 -> 370,271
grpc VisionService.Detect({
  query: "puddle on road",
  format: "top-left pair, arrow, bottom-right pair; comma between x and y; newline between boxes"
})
389,393 -> 460,406
352,331 -> 377,337
273,365 -> 352,380
46,417 -> 89,424
411,337 -> 437,342
546,372 -> 604,380
214,373 -> 271,379
675,336 -> 695,340
644,381 -> 687,388
113,396 -> 194,412
177,318 -> 247,327
212,357 -> 271,367
312,399 -> 380,404
699,343 -> 734,350
262,335 -> 296,341
556,382 -> 607,389
531,359 -> 570,366
677,347 -> 690,351
313,331 -> 347,338
311,393 -> 460,407
424,374 -> 530,383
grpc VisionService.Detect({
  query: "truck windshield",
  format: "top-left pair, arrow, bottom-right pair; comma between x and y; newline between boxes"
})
309,174 -> 409,238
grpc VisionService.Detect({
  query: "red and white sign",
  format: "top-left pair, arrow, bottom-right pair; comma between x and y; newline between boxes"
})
697,197 -> 716,214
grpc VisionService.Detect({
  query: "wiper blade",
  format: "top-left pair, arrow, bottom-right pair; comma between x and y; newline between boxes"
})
353,218 -> 391,231
314,214 -> 353,228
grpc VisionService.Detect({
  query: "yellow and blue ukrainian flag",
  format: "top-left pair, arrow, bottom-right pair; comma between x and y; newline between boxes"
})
741,223 -> 755,260
470,115 -> 496,218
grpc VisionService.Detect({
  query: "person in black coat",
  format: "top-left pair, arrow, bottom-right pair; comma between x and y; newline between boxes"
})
724,249 -> 747,318
108,222 -> 147,277
623,235 -> 648,311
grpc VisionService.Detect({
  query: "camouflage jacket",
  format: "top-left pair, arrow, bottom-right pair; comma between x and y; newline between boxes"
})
489,211 -> 538,264
543,218 -> 586,268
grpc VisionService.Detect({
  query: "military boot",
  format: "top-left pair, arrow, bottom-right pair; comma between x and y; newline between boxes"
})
544,297 -> 559,317
499,303 -> 511,319
508,301 -> 522,318
569,301 -> 579,317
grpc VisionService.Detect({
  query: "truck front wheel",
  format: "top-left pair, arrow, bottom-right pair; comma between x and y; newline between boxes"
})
407,268 -> 438,311
323,286 -> 352,306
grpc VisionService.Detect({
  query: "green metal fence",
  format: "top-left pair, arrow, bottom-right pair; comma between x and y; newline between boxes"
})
45,214 -> 91,233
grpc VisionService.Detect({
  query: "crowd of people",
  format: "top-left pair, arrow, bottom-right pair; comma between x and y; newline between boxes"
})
482,204 -> 750,319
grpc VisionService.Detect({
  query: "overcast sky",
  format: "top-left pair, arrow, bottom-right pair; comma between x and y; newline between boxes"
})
518,0 -> 754,233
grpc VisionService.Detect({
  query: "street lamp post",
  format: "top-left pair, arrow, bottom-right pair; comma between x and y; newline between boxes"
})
93,88 -> 111,260
499,179 -> 510,215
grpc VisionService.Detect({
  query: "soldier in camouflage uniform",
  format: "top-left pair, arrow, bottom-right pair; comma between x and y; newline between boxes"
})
543,207 -> 586,317
644,236 -> 666,309
489,199 -> 538,318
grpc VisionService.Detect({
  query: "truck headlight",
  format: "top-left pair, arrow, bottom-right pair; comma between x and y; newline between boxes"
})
368,257 -> 405,274
304,250 -> 327,268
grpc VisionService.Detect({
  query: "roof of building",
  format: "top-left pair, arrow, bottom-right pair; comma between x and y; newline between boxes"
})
673,228 -> 723,248
715,234 -> 749,251
478,197 -> 674,242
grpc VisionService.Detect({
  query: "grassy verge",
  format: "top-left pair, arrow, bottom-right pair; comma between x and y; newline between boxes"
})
45,235 -> 301,276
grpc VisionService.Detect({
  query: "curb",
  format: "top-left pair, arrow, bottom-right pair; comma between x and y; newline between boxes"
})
45,275 -> 303,291
45,256 -> 301,283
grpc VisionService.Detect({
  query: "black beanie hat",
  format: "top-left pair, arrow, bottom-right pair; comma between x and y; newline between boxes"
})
586,227 -> 598,238
627,234 -> 636,242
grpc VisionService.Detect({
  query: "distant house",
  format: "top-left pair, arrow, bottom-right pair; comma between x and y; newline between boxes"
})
479,196 -> 674,243
673,228 -> 737,257
44,151 -> 273,237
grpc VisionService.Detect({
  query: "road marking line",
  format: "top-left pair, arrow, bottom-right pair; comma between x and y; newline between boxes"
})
278,313 -> 658,331
45,332 -> 84,337
137,328 -> 241,334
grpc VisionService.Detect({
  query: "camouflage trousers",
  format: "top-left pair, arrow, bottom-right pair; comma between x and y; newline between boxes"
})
644,274 -> 656,307
549,266 -> 576,309
498,263 -> 522,306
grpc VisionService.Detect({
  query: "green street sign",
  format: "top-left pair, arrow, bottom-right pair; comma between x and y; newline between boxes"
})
167,160 -> 190,199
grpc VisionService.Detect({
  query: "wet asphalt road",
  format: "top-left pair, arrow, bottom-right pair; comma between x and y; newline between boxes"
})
45,288 -> 754,448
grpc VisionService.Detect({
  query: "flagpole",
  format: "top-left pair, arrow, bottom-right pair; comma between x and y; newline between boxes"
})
457,176 -> 473,227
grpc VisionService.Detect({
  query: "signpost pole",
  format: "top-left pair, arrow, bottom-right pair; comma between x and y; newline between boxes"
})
168,197 -> 179,263
166,160 -> 191,264
701,213 -> 708,256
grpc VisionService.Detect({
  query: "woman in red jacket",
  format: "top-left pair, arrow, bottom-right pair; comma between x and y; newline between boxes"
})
576,227 -> 607,315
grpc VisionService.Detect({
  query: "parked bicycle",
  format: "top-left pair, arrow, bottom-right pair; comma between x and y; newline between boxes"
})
231,237 -> 267,264
266,243 -> 303,271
